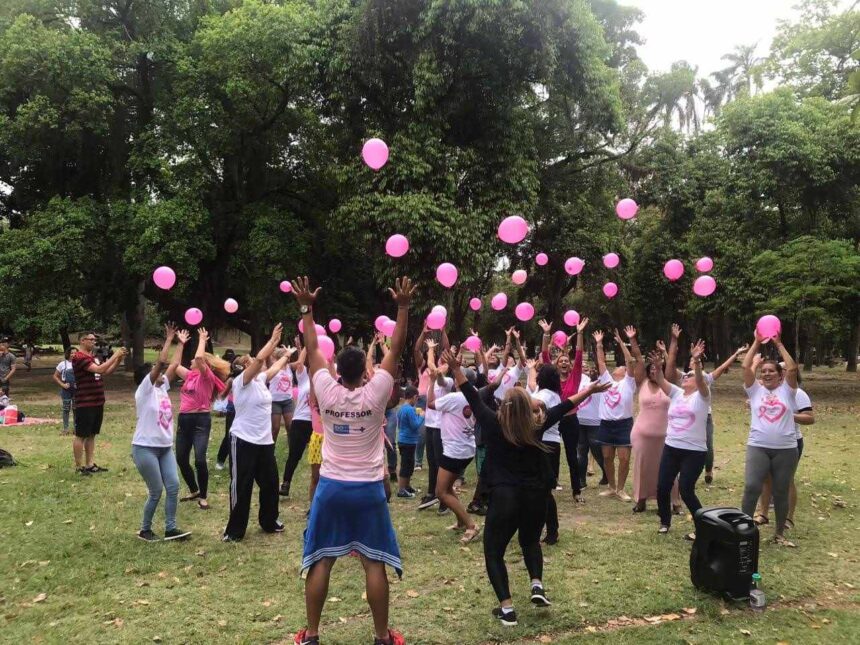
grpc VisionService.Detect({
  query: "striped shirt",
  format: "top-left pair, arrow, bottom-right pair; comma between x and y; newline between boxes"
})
73,352 -> 105,408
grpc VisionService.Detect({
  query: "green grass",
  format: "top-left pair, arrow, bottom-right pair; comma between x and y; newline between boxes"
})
1,360 -> 858,644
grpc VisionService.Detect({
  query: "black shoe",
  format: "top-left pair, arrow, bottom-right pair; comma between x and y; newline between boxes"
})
87,464 -> 108,473
598,476 -> 608,486
77,467 -> 92,476
418,495 -> 438,510
279,482 -> 290,497
704,472 -> 713,484
473,504 -> 487,516
437,504 -> 450,516
467,502 -> 482,514
542,533 -> 559,545
137,530 -> 160,542
221,534 -> 242,543
164,528 -> 192,541
264,520 -> 286,533
530,585 -> 551,607
492,607 -> 518,626
396,489 -> 415,498
406,486 -> 420,494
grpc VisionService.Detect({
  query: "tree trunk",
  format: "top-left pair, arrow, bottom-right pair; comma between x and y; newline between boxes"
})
847,320 -> 859,372
793,313 -> 801,364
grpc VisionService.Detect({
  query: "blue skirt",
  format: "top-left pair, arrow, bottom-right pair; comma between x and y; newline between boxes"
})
597,417 -> 633,447
302,476 -> 402,577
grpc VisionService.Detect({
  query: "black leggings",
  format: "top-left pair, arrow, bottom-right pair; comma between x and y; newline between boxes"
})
484,485 -> 548,602
559,416 -> 581,495
580,423 -> 606,482
217,412 -> 235,464
657,444 -> 707,527
545,443 -> 561,536
282,419 -> 313,484
398,444 -> 416,479
425,426 -> 442,496
176,412 -> 211,498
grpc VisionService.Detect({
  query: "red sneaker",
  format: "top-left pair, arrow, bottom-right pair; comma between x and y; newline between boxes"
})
374,628 -> 405,645
294,629 -> 320,645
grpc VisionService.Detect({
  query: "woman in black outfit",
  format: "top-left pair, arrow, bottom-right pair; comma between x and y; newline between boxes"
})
442,350 -> 610,627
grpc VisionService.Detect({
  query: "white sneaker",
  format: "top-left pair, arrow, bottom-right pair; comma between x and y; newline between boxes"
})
598,488 -> 616,497
215,461 -> 225,471
616,490 -> 632,502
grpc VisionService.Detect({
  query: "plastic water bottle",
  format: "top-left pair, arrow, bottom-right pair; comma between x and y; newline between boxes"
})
749,573 -> 766,612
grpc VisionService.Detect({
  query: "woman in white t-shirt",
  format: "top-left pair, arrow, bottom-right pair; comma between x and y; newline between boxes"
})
740,330 -> 800,546
280,350 -> 312,497
267,347 -> 298,444
52,347 -> 77,435
649,341 -> 710,536
131,325 -> 191,542
593,329 -> 638,502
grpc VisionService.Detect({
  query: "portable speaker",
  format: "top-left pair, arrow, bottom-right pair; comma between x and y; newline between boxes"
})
690,507 -> 759,600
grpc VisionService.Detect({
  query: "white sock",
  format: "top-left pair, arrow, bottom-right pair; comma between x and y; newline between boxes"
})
531,579 -> 543,588
501,605 -> 514,615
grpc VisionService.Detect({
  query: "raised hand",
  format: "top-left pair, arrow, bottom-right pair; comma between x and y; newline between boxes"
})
388,276 -> 416,306
612,328 -> 624,345
648,350 -> 664,369
291,277 -> 320,307
164,323 -> 177,341
751,353 -> 764,372
505,326 -> 515,338
442,348 -> 461,371
691,339 -> 706,360
269,322 -> 284,344
525,358 -> 536,371
624,325 -> 637,339
176,329 -> 191,345
735,344 -> 749,358
576,317 -> 589,334
469,328 -> 479,338
587,380 -> 612,395
592,330 -> 604,344
671,323 -> 682,339
425,338 -> 438,351
511,328 -> 521,341
538,319 -> 552,334
656,339 -> 666,353
198,327 -> 210,343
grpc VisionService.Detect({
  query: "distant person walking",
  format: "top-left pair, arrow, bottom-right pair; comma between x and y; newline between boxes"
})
0,339 -> 17,396
52,348 -> 77,435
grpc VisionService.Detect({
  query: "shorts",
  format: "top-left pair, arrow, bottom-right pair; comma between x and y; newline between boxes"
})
438,454 -> 473,474
74,405 -> 104,438
797,437 -> 804,460
308,432 -> 323,465
271,399 -> 295,416
597,417 -> 633,447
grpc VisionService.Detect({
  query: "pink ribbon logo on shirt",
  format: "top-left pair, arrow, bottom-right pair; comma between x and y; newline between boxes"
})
158,396 -> 172,432
758,394 -> 787,424
604,388 -> 621,409
276,376 -> 291,393
669,403 -> 695,431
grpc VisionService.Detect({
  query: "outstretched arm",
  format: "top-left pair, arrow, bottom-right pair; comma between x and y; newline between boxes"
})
691,339 -> 710,398
192,327 -> 209,372
625,325 -> 645,384
167,329 -> 189,382
613,329 -> 635,378
538,319 -> 552,357
711,345 -> 748,381
649,350 -> 671,396
773,334 -> 798,389
291,277 -> 327,377
243,323 -> 284,385
413,325 -> 428,375
149,325 -> 177,384
265,347 -> 296,382
666,323 -> 681,383
593,331 -> 607,375
380,277 -> 416,377
742,333 -> 763,388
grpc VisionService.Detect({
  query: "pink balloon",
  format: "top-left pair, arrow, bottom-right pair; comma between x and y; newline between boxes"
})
564,257 -> 585,276
693,275 -> 717,297
361,138 -> 389,171
374,315 -> 389,333
552,331 -> 568,348
603,253 -> 620,269
385,234 -> 409,258
315,323 -> 327,336
663,259 -> 685,281
756,315 -> 782,339
436,263 -> 458,288
224,298 -> 238,314
469,297 -> 482,311
514,302 -> 535,322
318,335 -> 335,361
464,335 -> 482,352
563,310 -> 580,327
184,307 -> 203,326
382,320 -> 396,337
153,266 -> 176,290
426,311 -> 446,330
512,269 -> 527,285
328,319 -> 342,333
432,305 -> 447,316
490,293 -> 508,311
696,257 -> 714,272
498,216 -> 529,244
535,253 -> 548,266
279,280 -> 292,293
602,282 -> 618,299
616,198 -> 639,220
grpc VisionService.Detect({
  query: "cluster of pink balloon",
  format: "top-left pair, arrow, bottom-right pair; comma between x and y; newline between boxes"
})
152,266 -> 241,325
662,256 -> 717,297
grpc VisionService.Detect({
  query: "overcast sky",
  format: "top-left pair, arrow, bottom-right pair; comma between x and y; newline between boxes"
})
625,0 -> 803,77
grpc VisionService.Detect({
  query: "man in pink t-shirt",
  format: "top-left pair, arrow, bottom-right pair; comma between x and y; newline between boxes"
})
291,276 -> 415,645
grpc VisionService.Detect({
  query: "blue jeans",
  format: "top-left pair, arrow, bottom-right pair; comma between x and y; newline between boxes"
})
384,408 -> 398,474
132,445 -> 180,532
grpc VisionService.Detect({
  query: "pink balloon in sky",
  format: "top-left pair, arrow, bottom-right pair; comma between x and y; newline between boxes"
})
616,198 -> 638,220
385,234 -> 409,258
491,293 -> 508,311
563,310 -> 580,327
464,335 -> 482,352
426,311 -> 446,330
224,298 -> 238,314
663,259 -> 684,281
432,305 -> 447,316
535,253 -> 548,266
514,302 -> 535,322
328,319 -> 342,333
382,320 -> 396,337
693,275 -> 717,297
564,257 -> 585,276
552,330 -> 568,348
436,263 -> 458,288
374,315 -> 389,333
469,297 -> 482,311
279,280 -> 292,293
497,216 -> 529,244
756,314 -> 781,339
361,138 -> 389,171
603,282 -> 618,299
696,256 -> 714,272
184,307 -> 203,326
315,323 -> 327,336
603,253 -> 620,269
153,266 -> 176,290
512,269 -> 527,285
318,335 -> 335,361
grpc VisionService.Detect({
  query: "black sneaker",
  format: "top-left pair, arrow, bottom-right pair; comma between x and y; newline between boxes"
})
542,533 -> 559,545
264,520 -> 286,534
473,504 -> 487,516
279,482 -> 290,497
77,467 -> 92,476
137,530 -> 160,542
704,472 -> 713,484
467,501 -> 482,514
164,528 -> 192,541
530,585 -> 551,607
437,504 -> 450,516
87,464 -> 108,473
396,489 -> 415,498
417,495 -> 438,510
492,607 -> 518,626
222,534 -> 242,543
406,486 -> 420,495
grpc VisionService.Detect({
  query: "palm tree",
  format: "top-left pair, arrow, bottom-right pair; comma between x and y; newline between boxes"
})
647,61 -> 701,133
718,44 -> 764,98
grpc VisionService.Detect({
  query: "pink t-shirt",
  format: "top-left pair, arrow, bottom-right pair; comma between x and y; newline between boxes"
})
417,369 -> 431,397
309,390 -> 323,435
313,369 -> 393,482
179,365 -> 226,414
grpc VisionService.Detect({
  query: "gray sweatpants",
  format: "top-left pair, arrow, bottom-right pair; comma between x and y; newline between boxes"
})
741,445 -> 798,534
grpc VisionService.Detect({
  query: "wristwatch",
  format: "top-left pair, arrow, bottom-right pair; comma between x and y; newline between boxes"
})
300,305 -> 311,315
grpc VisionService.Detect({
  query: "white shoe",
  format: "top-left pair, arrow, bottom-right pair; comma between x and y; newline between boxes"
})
616,490 -> 632,502
599,488 -> 616,497
215,461 -> 225,471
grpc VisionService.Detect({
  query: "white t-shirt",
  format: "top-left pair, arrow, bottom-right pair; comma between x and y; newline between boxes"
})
665,384 -> 710,452
133,378 -> 173,448
494,364 -> 522,401
487,365 -> 505,383
531,388 -> 562,443
434,391 -> 476,459
314,369 -> 393,482
268,368 -> 294,402
704,372 -> 715,414
745,380 -> 798,449
55,360 -> 73,375
292,368 -> 311,421
793,387 -> 811,441
230,373 -> 274,445
425,377 -> 453,428
597,370 -> 637,421
576,375 -> 600,425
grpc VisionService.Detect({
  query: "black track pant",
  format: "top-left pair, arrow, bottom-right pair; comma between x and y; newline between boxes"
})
224,435 -> 280,539
544,443 -> 561,536
425,426 -> 442,496
559,416 -> 582,495
282,419 -> 313,484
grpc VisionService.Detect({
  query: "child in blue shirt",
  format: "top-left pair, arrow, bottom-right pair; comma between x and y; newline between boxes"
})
396,386 -> 423,497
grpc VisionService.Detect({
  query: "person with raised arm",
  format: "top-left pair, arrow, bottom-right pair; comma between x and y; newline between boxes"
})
417,338 -> 451,512
593,329 -> 637,501
740,329 -> 800,547
649,341 -> 711,537
292,277 -> 414,645
280,346 -> 311,497
131,325 -> 191,542
444,348 -> 609,626
221,324 -> 290,542
412,326 -> 432,471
